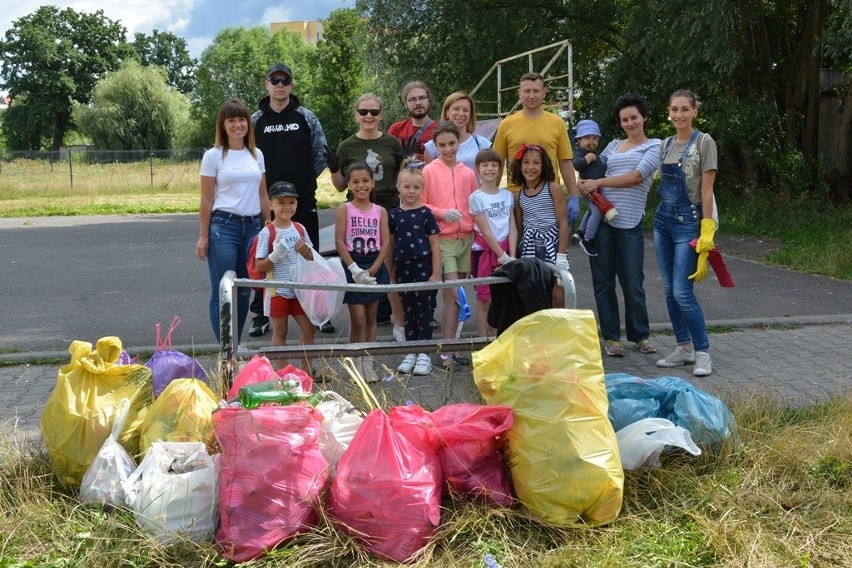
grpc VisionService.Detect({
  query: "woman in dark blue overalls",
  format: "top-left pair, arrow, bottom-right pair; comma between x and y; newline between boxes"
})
653,90 -> 719,377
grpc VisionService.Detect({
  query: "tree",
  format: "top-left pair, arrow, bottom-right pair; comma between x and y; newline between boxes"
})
73,61 -> 191,151
311,9 -> 366,147
0,6 -> 132,151
132,30 -> 197,94
190,26 -> 315,148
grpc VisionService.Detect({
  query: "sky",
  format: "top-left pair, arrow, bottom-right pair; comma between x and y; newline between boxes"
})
0,0 -> 355,58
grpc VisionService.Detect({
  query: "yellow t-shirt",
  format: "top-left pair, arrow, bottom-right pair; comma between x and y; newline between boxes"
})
493,110 -> 574,192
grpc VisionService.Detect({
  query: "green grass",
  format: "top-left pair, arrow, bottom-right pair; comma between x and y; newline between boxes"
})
2,393 -> 850,567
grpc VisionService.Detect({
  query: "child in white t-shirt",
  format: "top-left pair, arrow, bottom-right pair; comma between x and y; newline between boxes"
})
468,148 -> 518,338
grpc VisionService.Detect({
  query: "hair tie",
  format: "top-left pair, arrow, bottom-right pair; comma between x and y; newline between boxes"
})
515,143 -> 543,161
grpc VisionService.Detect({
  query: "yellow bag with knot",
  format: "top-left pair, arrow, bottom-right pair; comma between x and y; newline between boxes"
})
41,337 -> 153,488
139,378 -> 220,455
473,309 -> 623,527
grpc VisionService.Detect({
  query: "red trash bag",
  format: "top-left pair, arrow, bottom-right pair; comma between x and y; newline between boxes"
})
329,407 -> 442,563
213,404 -> 328,563
430,403 -> 515,506
227,355 -> 313,400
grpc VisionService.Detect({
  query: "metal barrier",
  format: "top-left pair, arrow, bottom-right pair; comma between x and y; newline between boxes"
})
218,266 -> 575,384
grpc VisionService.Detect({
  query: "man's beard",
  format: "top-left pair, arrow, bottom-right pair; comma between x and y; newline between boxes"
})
409,108 -> 429,120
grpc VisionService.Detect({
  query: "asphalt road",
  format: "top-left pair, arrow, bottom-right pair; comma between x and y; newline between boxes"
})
2,212 -> 851,356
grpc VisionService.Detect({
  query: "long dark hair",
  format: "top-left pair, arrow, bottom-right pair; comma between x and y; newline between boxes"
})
214,98 -> 257,159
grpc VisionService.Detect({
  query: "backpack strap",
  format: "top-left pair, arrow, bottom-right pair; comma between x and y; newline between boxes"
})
406,119 -> 433,156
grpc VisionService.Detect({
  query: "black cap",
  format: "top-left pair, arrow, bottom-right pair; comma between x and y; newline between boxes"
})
268,181 -> 299,199
266,63 -> 293,79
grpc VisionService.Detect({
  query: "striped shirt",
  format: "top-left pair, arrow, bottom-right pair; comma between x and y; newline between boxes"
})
518,182 -> 558,231
599,138 -> 661,229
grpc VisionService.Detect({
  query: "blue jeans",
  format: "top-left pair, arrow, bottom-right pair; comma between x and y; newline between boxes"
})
589,222 -> 650,342
206,211 -> 261,343
653,202 -> 709,350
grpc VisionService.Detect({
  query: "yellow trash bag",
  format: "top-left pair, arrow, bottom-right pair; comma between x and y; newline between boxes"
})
139,378 -> 220,455
41,337 -> 152,488
473,309 -> 623,527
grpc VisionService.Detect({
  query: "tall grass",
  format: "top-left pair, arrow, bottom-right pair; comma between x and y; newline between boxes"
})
2,394 -> 850,567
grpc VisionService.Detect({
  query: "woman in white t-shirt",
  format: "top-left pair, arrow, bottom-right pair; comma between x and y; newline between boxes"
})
197,98 -> 269,342
424,91 -> 492,174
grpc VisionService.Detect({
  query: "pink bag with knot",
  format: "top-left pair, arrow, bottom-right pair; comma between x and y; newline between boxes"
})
329,407 -> 442,563
213,404 -> 328,563
226,355 -> 313,400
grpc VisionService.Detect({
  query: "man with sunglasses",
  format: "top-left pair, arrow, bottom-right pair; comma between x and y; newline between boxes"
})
250,62 -> 333,336
388,81 -> 437,165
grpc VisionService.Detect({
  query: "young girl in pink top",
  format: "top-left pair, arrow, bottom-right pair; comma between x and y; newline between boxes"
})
422,121 -> 479,369
335,162 -> 391,382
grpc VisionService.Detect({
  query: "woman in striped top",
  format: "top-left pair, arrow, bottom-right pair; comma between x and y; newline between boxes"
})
578,93 -> 661,358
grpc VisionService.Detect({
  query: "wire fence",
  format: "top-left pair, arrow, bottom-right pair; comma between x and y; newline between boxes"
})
0,148 -> 206,192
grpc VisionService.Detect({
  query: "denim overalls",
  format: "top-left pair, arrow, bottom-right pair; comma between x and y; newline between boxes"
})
652,130 -> 709,351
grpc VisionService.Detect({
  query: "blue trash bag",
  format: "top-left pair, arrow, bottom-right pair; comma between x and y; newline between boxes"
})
145,317 -> 208,398
605,373 -> 737,449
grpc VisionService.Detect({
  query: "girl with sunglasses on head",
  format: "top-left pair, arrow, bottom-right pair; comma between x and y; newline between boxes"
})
331,93 -> 407,340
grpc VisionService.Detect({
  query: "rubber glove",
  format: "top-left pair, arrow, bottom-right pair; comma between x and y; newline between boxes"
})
348,262 -> 377,285
696,219 -> 717,253
567,195 -> 580,225
324,144 -> 340,173
267,239 -> 290,263
689,251 -> 709,282
497,253 -> 515,265
555,252 -> 570,272
443,209 -> 463,222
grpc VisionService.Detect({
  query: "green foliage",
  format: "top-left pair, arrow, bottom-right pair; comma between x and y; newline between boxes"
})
73,61 -> 191,151
131,30 -> 197,94
0,6 -> 132,151
192,26 -> 316,148
311,9 -> 366,147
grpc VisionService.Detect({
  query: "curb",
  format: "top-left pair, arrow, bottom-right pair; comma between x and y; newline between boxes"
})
2,314 -> 851,367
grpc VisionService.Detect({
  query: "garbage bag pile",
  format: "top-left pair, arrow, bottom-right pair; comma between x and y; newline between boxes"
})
43,313 -> 738,562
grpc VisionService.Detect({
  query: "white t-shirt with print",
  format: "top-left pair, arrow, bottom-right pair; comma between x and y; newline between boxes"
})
255,223 -> 313,299
468,187 -> 514,251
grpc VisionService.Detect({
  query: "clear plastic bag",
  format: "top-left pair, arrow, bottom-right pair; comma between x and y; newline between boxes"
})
79,399 -> 136,509
615,418 -> 701,470
291,252 -> 346,327
316,391 -> 364,469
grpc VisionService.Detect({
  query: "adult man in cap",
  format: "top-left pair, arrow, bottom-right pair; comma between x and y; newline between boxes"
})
249,62 -> 333,336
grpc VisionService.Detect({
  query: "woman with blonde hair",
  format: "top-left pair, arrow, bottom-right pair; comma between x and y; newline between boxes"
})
424,91 -> 492,173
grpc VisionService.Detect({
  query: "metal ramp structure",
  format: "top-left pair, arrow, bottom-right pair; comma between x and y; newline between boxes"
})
469,39 -> 574,125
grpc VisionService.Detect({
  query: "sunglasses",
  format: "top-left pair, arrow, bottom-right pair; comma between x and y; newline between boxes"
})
268,76 -> 292,86
357,108 -> 381,117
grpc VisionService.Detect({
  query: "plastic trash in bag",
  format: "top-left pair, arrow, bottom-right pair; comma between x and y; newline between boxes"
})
79,399 -> 136,509
473,308 -> 623,527
124,441 -> 219,544
605,373 -> 737,449
330,406 -> 442,563
145,317 -> 208,398
616,418 -> 702,470
214,404 -> 328,563
316,391 -> 365,469
41,337 -> 153,488
139,378 -> 220,455
291,250 -> 347,327
227,355 -> 313,400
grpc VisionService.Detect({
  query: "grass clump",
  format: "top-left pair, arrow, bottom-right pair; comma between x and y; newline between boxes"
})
2,393 -> 851,567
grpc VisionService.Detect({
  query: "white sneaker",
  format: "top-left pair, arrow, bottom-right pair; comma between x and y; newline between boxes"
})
413,353 -> 432,376
397,353 -> 416,374
656,345 -> 696,367
361,356 -> 380,383
693,351 -> 712,376
392,325 -> 406,342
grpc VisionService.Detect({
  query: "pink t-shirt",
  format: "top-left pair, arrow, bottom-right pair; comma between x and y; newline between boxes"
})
344,202 -> 383,255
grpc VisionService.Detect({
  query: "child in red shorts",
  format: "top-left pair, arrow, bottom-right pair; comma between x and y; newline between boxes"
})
253,180 -> 316,371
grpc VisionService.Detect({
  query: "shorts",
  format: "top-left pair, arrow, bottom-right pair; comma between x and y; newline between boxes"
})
439,235 -> 473,275
269,295 -> 306,318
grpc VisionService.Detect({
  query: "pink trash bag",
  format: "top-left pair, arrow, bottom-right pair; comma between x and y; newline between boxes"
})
226,355 -> 313,400
213,404 -> 328,563
329,407 -> 442,563
429,403 -> 515,506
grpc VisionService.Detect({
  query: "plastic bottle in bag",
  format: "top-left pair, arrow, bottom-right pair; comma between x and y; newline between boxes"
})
238,382 -> 321,409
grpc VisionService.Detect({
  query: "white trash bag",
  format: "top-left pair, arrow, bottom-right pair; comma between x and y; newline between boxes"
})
123,441 -> 219,544
291,252 -> 347,327
80,399 -> 135,509
616,418 -> 702,470
316,391 -> 364,469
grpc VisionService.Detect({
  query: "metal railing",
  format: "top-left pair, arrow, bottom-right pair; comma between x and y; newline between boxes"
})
218,267 -> 576,384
